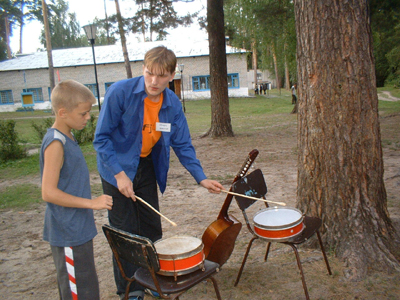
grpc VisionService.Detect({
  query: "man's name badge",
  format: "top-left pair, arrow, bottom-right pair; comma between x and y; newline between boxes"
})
156,122 -> 171,132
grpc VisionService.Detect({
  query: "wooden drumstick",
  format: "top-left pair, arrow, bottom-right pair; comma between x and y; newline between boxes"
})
134,195 -> 177,227
220,189 -> 286,206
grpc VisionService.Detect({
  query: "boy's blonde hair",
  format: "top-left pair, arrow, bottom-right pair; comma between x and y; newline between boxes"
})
51,80 -> 96,112
144,46 -> 177,75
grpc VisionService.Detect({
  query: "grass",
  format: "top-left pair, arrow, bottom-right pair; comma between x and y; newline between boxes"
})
377,86 -> 400,99
0,183 -> 42,209
0,88 -> 399,211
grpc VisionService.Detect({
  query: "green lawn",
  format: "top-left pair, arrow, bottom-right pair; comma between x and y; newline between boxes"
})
1,88 -> 399,210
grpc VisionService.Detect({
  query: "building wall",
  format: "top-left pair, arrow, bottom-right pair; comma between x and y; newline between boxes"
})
0,53 -> 249,112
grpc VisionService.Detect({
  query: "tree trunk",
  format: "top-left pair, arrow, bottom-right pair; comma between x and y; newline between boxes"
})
252,39 -> 258,93
204,0 -> 234,138
42,0 -> 55,91
294,0 -> 400,280
115,0 -> 132,78
19,0 -> 25,54
272,43 -> 280,92
284,53 -> 290,90
5,16 -> 12,59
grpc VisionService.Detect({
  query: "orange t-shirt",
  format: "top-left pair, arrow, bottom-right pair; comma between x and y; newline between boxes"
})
141,94 -> 163,157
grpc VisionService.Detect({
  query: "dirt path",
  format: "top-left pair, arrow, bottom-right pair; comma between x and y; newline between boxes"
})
1,113 -> 400,300
378,91 -> 400,101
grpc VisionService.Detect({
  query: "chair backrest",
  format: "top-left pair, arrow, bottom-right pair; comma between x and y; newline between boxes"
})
232,169 -> 268,211
102,224 -> 160,272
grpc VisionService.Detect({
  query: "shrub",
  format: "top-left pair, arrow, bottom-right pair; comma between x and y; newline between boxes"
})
0,120 -> 27,162
32,114 -> 97,145
72,114 -> 97,144
31,118 -> 54,142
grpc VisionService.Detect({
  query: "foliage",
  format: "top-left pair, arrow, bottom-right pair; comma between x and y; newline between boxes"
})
105,0 -> 197,42
0,0 -> 23,58
370,0 -> 400,87
30,113 -> 97,145
224,0 -> 296,88
0,119 -> 27,162
31,117 -> 54,142
71,113 -> 97,144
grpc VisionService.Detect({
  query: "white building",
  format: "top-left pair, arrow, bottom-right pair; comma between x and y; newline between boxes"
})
0,40 -> 249,112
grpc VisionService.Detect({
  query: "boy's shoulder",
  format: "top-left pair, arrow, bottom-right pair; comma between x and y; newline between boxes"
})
43,128 -> 66,144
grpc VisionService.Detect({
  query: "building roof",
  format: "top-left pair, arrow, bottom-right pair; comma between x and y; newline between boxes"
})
0,40 -> 247,72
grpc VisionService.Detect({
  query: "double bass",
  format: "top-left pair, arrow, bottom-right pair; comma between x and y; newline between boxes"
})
202,149 -> 259,266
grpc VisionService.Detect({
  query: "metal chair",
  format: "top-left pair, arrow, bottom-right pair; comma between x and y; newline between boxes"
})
102,224 -> 222,300
232,169 -> 332,300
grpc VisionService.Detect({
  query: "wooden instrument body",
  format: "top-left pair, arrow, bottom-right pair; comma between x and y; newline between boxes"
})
202,215 -> 242,266
202,149 -> 258,266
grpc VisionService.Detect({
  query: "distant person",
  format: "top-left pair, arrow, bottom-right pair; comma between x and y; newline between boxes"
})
291,83 -> 297,104
40,80 -> 113,300
94,46 -> 223,300
262,83 -> 267,95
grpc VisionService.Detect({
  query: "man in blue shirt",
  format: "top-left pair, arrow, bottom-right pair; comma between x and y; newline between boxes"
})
94,46 -> 223,300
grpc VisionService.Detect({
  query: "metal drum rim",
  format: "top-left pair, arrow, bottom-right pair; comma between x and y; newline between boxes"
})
154,236 -> 204,260
253,207 -> 304,230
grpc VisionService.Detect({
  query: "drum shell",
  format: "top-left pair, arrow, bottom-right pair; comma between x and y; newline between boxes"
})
154,236 -> 205,276
253,207 -> 304,241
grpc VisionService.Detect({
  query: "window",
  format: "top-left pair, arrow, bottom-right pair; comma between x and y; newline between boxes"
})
85,84 -> 98,98
105,82 -> 115,91
23,88 -> 44,102
228,73 -> 240,88
192,76 -> 210,91
0,90 -> 14,105
193,73 -> 240,91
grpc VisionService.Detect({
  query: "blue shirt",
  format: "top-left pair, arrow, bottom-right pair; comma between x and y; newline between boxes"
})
93,76 -> 206,193
40,129 -> 97,247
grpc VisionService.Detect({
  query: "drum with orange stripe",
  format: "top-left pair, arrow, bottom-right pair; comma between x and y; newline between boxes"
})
154,236 -> 205,277
253,207 -> 304,241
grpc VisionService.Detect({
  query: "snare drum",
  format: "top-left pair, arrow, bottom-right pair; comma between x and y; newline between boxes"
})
253,207 -> 304,241
154,236 -> 205,276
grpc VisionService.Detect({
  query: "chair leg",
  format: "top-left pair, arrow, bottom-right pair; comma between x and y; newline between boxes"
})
208,276 -> 222,300
264,242 -> 271,262
288,243 -> 310,300
316,230 -> 332,275
124,280 -> 133,300
234,236 -> 258,287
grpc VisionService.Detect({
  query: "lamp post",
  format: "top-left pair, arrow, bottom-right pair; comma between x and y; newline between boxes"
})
179,64 -> 185,113
83,24 -> 101,111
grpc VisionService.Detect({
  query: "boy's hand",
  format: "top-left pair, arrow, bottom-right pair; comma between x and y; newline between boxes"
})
92,194 -> 113,210
200,179 -> 223,194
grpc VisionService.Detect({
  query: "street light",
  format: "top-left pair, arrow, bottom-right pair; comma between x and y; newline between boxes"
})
83,24 -> 101,111
178,64 -> 185,113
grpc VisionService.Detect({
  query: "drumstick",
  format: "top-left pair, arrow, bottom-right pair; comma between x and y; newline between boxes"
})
221,189 -> 286,206
134,195 -> 177,227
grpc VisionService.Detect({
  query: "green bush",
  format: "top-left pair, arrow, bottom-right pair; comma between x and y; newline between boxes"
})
72,114 -> 97,144
32,114 -> 97,145
0,120 -> 27,162
31,118 -> 54,142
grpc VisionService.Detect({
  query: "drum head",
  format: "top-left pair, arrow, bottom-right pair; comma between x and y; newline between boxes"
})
155,236 -> 203,256
253,207 -> 303,230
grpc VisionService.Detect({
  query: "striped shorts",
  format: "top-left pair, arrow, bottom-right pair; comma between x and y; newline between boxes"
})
51,240 -> 100,300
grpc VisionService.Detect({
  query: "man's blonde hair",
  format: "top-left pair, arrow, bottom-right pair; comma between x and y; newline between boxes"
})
144,46 -> 177,75
51,80 -> 96,112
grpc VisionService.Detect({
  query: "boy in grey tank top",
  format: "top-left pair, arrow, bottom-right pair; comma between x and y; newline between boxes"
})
40,80 -> 113,300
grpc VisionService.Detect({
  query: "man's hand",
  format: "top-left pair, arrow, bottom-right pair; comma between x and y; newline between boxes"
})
200,179 -> 223,194
115,171 -> 136,200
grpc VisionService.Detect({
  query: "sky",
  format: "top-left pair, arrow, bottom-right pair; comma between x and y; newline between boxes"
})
9,0 -> 208,54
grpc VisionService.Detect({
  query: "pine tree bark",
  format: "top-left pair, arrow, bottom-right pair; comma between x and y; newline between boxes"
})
204,0 -> 234,138
294,0 -> 400,280
42,0 -> 55,91
115,0 -> 132,78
